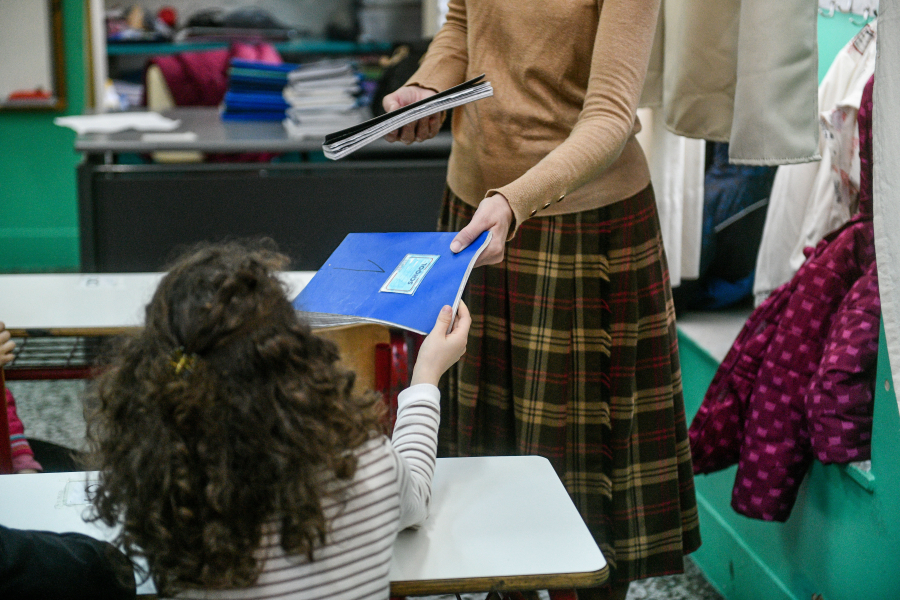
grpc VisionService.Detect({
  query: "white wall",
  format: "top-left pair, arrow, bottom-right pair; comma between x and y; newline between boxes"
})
0,0 -> 53,100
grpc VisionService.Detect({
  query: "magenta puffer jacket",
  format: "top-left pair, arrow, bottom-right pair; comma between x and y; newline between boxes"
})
688,74 -> 878,522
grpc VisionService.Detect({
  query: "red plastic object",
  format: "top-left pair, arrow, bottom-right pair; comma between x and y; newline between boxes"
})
7,88 -> 52,101
548,589 -> 579,600
157,6 -> 177,27
374,332 -> 411,437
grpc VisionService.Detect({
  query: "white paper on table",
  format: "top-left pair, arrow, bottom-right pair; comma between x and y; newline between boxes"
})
54,112 -> 182,134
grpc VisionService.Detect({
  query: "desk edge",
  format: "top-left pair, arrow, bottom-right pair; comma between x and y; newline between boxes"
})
389,566 -> 610,596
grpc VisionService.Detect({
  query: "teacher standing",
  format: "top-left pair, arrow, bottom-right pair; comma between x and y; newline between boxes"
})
383,0 -> 700,597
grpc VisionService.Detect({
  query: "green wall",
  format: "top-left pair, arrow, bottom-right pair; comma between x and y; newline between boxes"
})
0,0 -> 85,273
818,12 -> 873,83
679,321 -> 900,600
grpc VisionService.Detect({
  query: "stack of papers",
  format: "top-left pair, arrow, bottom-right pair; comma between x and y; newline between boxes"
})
281,60 -> 370,138
283,59 -> 363,111
322,75 -> 493,160
53,112 -> 181,134
282,108 -> 368,139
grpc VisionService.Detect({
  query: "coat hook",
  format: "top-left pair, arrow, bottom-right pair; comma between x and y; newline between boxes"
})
819,0 -> 836,17
850,7 -> 872,25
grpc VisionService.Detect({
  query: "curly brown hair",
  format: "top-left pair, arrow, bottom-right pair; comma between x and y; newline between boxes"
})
84,240 -> 386,595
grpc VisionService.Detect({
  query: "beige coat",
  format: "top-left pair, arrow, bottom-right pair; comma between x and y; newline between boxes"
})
642,0 -> 820,165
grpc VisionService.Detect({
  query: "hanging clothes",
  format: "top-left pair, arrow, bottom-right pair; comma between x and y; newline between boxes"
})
753,21 -> 877,305
872,8 -> 900,419
635,108 -> 704,287
688,75 -> 878,522
641,0 -> 819,165
146,42 -> 282,107
673,143 -> 776,311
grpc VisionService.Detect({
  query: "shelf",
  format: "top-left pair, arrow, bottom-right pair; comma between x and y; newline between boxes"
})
106,39 -> 393,57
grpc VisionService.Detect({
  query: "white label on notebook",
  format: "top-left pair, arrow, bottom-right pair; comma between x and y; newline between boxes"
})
381,254 -> 439,295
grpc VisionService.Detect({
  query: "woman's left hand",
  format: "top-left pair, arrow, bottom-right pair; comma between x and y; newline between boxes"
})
450,193 -> 513,267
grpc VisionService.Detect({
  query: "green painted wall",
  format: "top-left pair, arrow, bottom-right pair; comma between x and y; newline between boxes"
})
0,0 -> 85,273
818,12 -> 872,83
679,320 -> 900,600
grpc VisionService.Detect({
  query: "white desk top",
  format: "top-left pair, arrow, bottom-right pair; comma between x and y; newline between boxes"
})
0,272 -> 315,333
390,455 -> 608,595
0,456 -> 607,596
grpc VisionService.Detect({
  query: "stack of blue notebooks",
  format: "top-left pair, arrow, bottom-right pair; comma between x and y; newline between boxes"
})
221,58 -> 293,121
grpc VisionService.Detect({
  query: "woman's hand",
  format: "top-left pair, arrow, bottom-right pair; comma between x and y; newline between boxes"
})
0,322 -> 15,367
382,85 -> 443,144
410,301 -> 471,386
450,193 -> 514,267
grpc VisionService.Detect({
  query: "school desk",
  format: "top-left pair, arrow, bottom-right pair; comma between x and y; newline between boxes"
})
72,106 -> 453,272
0,456 -> 608,597
0,272 -> 392,394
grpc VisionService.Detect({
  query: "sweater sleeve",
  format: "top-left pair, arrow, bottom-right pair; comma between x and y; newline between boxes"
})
493,0 -> 660,234
404,0 -> 469,93
390,383 -> 441,530
6,389 -> 42,473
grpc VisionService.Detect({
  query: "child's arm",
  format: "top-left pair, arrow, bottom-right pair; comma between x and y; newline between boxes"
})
6,390 -> 42,474
392,302 -> 471,529
0,322 -> 15,367
1,323 -> 42,474
410,302 -> 471,387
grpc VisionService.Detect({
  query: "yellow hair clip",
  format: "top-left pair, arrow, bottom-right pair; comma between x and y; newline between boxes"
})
170,348 -> 197,375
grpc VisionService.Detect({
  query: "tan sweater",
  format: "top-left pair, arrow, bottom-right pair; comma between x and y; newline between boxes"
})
408,0 -> 660,236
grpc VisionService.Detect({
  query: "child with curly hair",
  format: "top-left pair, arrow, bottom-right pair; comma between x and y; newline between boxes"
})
84,240 -> 470,599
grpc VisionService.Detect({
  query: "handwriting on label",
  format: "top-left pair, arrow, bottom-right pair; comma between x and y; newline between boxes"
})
381,254 -> 439,295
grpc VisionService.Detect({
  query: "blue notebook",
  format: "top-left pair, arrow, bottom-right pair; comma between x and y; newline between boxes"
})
223,90 -> 290,110
293,231 -> 491,334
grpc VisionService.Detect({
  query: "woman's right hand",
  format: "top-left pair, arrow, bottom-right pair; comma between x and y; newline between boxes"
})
410,301 -> 471,386
382,85 -> 442,144
0,322 -> 15,367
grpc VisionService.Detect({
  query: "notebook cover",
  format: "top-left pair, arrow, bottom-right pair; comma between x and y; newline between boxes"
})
323,74 -> 486,145
293,231 -> 491,335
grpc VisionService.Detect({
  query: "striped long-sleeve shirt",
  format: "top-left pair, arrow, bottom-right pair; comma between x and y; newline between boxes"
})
177,383 -> 440,600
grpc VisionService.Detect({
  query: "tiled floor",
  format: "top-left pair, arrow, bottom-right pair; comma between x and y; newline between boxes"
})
8,377 -> 725,600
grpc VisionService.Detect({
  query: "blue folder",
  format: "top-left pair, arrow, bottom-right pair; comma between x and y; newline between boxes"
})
293,231 -> 491,335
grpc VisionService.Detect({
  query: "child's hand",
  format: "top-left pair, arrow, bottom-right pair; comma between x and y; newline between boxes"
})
410,301 -> 471,387
0,322 -> 15,368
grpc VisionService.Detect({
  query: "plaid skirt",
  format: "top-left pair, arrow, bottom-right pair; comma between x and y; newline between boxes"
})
437,185 -> 701,584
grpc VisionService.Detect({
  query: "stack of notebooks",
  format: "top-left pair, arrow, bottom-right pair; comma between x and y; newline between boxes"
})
322,74 -> 493,159
220,58 -> 369,127
221,59 -> 294,122
282,60 -> 369,138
